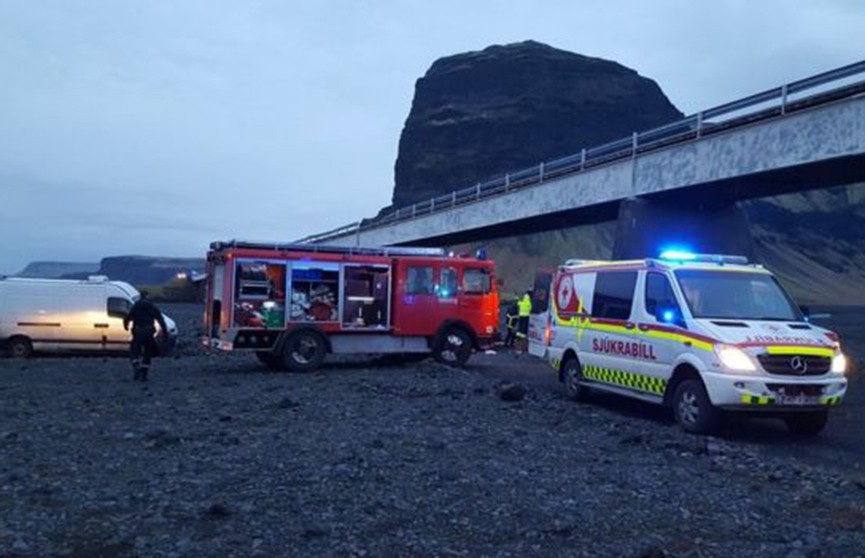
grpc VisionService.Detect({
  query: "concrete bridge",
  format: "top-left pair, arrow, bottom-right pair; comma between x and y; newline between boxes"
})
299,60 -> 865,256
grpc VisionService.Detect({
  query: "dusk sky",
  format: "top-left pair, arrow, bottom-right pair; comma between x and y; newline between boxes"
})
1,0 -> 863,274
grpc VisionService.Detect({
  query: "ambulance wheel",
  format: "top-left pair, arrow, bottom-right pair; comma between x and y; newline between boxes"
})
562,356 -> 589,401
8,337 -> 33,358
433,328 -> 471,367
255,351 -> 281,370
785,411 -> 828,437
673,379 -> 721,435
281,331 -> 326,372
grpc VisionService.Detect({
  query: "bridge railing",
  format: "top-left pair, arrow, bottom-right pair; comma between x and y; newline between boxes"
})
300,59 -> 865,244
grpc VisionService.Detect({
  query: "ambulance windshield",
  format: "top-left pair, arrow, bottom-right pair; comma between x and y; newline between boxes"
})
674,270 -> 802,321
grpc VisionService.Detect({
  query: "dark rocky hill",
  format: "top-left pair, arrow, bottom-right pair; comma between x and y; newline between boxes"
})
392,41 -> 865,304
392,40 -> 682,209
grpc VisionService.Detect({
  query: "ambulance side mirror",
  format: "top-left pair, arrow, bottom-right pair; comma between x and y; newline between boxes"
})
799,305 -> 811,321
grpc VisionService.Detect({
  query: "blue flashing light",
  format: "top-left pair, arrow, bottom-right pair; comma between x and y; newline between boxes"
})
659,249 -> 697,261
662,310 -> 675,323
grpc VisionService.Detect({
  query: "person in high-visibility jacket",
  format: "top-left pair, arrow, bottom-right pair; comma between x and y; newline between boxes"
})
516,290 -> 532,348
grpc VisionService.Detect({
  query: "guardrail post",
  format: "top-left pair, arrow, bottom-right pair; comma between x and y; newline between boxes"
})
431,198 -> 435,211
539,162 -> 544,182
781,84 -> 788,115
696,112 -> 703,139
475,183 -> 481,199
580,148 -> 586,170
504,174 -> 510,192
452,191 -> 457,205
632,132 -> 638,158
412,204 -> 416,217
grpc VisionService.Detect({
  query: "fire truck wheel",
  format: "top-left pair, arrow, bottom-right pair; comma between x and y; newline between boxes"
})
433,328 -> 472,367
784,411 -> 828,437
562,356 -> 589,401
255,351 -> 281,370
281,331 -> 326,372
672,379 -> 722,435
8,337 -> 33,358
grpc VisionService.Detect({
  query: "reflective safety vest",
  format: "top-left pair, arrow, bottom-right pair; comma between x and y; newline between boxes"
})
518,295 -> 532,317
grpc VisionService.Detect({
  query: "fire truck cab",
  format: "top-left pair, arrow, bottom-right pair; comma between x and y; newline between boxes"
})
203,240 -> 499,371
528,251 -> 848,436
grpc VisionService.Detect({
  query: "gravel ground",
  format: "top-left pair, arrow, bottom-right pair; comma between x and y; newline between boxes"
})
2,304 -> 864,557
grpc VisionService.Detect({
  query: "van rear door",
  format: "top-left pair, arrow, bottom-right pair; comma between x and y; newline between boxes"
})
528,269 -> 553,357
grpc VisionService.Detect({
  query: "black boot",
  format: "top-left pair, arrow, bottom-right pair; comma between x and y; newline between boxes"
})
139,367 -> 149,382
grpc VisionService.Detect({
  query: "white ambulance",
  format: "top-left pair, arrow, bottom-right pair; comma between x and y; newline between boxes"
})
528,252 -> 848,436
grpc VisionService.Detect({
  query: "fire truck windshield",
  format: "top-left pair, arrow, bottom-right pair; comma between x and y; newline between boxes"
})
674,270 -> 802,321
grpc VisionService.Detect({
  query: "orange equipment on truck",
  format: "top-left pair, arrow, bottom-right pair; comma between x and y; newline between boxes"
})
203,240 -> 499,371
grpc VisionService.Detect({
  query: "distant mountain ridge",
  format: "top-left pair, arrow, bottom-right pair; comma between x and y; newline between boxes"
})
15,261 -> 100,279
14,256 -> 204,286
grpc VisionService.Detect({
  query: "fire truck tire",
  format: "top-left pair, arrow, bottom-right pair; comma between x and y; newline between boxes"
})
255,351 -> 281,370
784,411 -> 828,437
433,327 -> 471,367
8,337 -> 33,358
562,355 -> 589,401
281,330 -> 326,372
672,379 -> 722,435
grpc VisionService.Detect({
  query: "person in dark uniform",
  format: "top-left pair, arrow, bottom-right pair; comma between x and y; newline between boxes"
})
123,290 -> 167,382
504,301 -> 519,348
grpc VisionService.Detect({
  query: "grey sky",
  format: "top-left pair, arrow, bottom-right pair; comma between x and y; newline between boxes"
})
0,0 -> 862,274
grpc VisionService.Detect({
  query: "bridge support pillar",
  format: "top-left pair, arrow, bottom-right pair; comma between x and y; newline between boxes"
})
611,197 -> 757,261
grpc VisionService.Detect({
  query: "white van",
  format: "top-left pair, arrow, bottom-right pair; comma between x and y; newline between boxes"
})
0,276 -> 178,358
528,252 -> 848,436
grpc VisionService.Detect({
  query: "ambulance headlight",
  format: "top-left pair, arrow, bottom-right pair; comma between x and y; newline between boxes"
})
831,352 -> 847,374
715,345 -> 756,372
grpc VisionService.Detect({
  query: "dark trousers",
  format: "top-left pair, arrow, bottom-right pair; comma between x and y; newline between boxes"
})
517,317 -> 529,337
130,327 -> 157,376
504,325 -> 517,347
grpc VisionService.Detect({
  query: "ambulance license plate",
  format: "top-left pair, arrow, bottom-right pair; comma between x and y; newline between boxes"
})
777,394 -> 819,406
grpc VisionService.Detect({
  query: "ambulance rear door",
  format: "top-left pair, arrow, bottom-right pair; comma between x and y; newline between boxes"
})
528,269 -> 553,357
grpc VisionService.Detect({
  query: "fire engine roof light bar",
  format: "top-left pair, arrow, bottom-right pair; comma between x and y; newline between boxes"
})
210,239 -> 448,258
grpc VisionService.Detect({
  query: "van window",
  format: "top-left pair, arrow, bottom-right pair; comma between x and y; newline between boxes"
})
406,266 -> 434,295
107,297 -> 132,318
532,270 -> 553,314
463,268 -> 490,295
592,271 -> 637,320
675,270 -> 801,320
645,273 -> 679,315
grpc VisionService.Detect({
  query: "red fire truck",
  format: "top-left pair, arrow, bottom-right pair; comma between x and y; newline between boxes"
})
203,240 -> 499,371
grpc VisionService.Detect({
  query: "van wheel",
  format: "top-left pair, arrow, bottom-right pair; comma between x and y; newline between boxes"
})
433,328 -> 471,367
8,337 -> 33,358
785,411 -> 828,437
562,356 -> 589,401
256,351 -> 281,371
673,379 -> 722,434
281,331 -> 326,372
